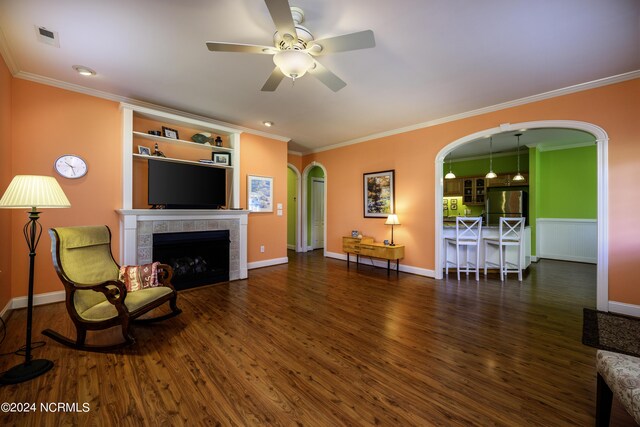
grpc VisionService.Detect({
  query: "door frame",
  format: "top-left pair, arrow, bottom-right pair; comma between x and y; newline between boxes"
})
311,177 -> 325,250
287,163 -> 303,252
302,162 -> 328,255
434,120 -> 609,311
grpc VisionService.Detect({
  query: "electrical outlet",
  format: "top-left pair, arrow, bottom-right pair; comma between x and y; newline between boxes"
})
260,245 -> 265,253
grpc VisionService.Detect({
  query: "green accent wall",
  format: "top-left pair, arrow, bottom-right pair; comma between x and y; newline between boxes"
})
287,167 -> 297,247
537,146 -> 597,218
306,166 -> 325,242
449,153 -> 528,177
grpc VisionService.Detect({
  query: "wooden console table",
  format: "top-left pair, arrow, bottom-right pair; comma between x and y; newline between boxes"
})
343,236 -> 405,275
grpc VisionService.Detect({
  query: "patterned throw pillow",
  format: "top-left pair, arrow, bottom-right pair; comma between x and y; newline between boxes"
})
118,262 -> 160,292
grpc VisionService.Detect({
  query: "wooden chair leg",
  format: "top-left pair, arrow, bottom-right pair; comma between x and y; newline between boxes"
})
596,373 -> 613,427
76,327 -> 86,346
120,318 -> 135,346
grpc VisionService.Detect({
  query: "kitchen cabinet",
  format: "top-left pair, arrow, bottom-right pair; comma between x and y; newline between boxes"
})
444,178 -> 463,196
463,177 -> 485,205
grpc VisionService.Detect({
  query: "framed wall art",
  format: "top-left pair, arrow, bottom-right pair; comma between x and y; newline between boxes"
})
247,175 -> 273,212
363,170 -> 395,218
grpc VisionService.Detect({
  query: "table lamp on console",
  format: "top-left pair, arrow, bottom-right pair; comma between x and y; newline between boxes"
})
385,214 -> 400,246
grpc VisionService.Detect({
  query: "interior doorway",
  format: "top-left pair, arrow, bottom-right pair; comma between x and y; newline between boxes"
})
302,162 -> 327,254
311,178 -> 325,249
434,120 -> 608,311
287,164 -> 302,252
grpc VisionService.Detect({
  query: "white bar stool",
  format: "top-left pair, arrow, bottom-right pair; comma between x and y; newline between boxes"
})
444,217 -> 482,281
483,217 -> 525,281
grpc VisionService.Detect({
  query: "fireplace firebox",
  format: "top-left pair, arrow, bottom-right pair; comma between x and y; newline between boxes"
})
153,230 -> 229,291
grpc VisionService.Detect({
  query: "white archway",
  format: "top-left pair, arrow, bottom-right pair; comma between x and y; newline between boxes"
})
434,120 -> 608,311
302,161 -> 328,255
287,163 -> 303,252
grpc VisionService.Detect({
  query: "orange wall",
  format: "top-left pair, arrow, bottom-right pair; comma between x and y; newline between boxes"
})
0,55 -> 12,311
10,79 -> 122,297
287,153 -> 302,173
241,133 -> 288,263
303,78 -> 640,304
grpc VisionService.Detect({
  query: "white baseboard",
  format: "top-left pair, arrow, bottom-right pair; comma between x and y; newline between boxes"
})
306,245 -> 313,251
247,257 -> 289,270
608,301 -> 640,317
325,251 -> 436,278
537,254 -> 597,264
531,256 -> 539,262
287,244 -> 296,250
0,299 -> 11,322
11,290 -> 66,309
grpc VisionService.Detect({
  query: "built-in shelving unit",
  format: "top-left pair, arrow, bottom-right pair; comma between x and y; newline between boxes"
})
132,154 -> 233,169
120,103 -> 242,210
132,131 -> 234,153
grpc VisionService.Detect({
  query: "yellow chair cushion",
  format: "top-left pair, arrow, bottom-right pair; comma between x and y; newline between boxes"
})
78,286 -> 174,322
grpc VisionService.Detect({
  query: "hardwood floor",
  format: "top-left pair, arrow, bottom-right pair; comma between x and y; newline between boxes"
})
0,251 -> 633,425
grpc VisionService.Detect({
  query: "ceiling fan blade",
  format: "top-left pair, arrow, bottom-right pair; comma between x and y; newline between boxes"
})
261,67 -> 286,91
310,30 -> 376,55
308,60 -> 347,92
264,0 -> 297,42
206,42 -> 276,54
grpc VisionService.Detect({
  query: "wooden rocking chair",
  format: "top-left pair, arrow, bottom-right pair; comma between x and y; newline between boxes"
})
43,225 -> 181,352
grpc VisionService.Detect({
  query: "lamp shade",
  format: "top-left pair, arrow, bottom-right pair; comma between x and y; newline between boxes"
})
0,175 -> 71,209
512,172 -> 525,181
485,171 -> 497,179
444,171 -> 456,179
385,214 -> 400,225
273,50 -> 314,79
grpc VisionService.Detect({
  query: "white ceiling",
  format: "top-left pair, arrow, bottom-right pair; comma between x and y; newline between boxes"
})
0,0 -> 638,153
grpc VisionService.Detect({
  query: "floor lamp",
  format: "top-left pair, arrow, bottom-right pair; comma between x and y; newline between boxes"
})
0,175 -> 70,384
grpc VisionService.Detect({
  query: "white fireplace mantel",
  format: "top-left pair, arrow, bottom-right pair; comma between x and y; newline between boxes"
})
117,209 -> 249,280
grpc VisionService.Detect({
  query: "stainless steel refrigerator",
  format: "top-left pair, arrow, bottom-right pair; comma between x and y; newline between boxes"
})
485,189 -> 528,226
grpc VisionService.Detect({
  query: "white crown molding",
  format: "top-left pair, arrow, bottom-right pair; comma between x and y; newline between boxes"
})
288,150 -> 303,156
534,140 -> 595,152
13,71 -> 291,143
309,70 -> 640,154
0,27 -> 18,75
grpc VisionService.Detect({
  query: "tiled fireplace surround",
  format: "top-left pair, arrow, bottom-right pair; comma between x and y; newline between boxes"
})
117,210 -> 249,281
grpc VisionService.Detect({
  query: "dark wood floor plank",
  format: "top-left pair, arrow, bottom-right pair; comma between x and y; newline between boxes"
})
0,252 -> 635,425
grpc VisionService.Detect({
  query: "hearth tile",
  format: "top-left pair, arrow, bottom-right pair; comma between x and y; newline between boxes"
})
153,221 -> 168,233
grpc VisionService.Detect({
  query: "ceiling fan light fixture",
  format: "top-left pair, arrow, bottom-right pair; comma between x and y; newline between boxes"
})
273,49 -> 314,80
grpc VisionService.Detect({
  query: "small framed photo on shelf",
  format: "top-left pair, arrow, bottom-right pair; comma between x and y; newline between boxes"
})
162,126 -> 179,139
247,175 -> 273,212
212,152 -> 231,166
138,145 -> 151,156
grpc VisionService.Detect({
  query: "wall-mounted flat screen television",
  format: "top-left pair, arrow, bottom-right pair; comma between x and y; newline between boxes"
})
148,160 -> 226,209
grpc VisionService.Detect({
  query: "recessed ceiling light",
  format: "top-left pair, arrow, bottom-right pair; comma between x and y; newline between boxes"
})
263,121 -> 273,127
72,65 -> 96,76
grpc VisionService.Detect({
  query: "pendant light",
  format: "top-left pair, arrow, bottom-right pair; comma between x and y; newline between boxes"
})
485,137 -> 497,179
444,155 -> 456,179
512,133 -> 525,182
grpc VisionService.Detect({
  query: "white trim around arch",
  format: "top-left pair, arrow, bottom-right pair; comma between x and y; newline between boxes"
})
302,162 -> 328,256
287,163 -> 303,252
434,120 -> 608,312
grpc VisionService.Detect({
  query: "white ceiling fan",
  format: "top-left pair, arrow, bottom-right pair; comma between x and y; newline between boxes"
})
206,0 -> 376,92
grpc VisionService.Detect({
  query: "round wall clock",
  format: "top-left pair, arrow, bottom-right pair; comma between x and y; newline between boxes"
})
54,154 -> 88,179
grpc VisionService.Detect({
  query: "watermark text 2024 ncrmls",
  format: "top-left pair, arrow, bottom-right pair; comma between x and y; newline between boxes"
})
41,402 -> 90,413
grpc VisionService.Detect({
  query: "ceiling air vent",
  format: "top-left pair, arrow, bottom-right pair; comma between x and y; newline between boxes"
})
35,26 -> 60,47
